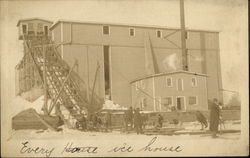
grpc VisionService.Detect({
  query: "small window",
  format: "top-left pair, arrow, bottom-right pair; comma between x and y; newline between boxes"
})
44,26 -> 48,36
156,30 -> 162,38
103,25 -> 110,35
166,77 -> 172,87
189,96 -> 197,105
37,23 -> 43,34
191,77 -> 197,87
177,78 -> 183,91
129,28 -> 135,36
141,80 -> 145,89
22,24 -> 27,34
28,23 -> 34,34
185,31 -> 189,39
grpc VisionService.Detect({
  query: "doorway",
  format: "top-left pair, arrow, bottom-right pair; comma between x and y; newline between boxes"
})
103,45 -> 111,100
176,96 -> 185,111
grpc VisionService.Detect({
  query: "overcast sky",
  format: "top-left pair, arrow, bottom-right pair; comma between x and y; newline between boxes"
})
0,0 -> 248,105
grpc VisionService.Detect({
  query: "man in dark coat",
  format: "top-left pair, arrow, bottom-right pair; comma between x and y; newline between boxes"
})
209,98 -> 220,138
158,114 -> 164,128
195,111 -> 208,130
128,106 -> 134,128
134,108 -> 142,134
104,112 -> 112,132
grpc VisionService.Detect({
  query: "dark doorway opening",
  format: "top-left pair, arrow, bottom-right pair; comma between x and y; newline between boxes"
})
104,45 -> 111,100
44,26 -> 48,36
176,97 -> 184,110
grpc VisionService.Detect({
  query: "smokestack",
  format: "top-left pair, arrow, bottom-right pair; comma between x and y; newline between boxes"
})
180,0 -> 188,71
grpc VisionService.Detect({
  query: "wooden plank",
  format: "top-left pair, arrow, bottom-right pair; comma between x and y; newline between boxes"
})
30,109 -> 59,131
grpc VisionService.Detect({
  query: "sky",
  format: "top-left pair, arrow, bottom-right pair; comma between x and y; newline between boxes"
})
0,0 -> 248,106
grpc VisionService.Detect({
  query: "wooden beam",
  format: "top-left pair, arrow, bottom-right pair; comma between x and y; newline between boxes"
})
43,45 -> 49,115
90,62 -> 100,107
48,61 -> 77,115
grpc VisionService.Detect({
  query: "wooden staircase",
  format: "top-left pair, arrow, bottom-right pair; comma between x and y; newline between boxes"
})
22,36 -> 103,127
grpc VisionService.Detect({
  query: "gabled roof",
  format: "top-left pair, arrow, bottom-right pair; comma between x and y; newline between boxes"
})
130,70 -> 208,83
49,19 -> 220,33
17,18 -> 53,26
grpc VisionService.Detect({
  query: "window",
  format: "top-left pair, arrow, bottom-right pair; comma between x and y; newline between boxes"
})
22,24 -> 27,34
166,77 -> 172,87
37,23 -> 43,34
44,25 -> 49,36
162,97 -> 173,107
185,31 -> 189,39
28,23 -> 34,34
189,96 -> 197,105
177,78 -> 183,91
191,77 -> 197,87
156,30 -> 162,38
129,28 -> 135,36
103,25 -> 110,35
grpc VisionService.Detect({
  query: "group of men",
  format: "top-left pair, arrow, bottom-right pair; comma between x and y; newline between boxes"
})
124,107 -> 144,134
124,107 -> 165,134
76,112 -> 112,132
75,98 -> 223,138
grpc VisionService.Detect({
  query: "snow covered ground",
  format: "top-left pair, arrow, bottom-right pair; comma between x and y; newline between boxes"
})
8,95 -> 241,141
9,120 -> 241,140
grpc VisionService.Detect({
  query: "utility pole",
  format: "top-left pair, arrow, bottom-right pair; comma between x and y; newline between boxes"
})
180,0 -> 188,71
86,46 -> 90,102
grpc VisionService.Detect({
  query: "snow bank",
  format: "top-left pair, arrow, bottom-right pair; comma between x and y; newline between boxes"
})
10,95 -> 52,118
102,99 -> 127,110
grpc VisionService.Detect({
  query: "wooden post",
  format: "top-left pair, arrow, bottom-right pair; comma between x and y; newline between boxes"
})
180,0 -> 188,71
90,62 -> 100,106
86,46 -> 90,102
43,45 -> 48,115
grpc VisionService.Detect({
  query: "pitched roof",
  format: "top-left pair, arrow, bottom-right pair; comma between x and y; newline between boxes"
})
17,18 -> 53,26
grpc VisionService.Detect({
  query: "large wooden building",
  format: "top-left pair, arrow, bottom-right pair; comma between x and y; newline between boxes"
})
16,18 -> 223,112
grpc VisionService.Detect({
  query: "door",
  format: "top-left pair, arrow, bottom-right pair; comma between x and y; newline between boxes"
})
176,97 -> 185,111
155,97 -> 161,111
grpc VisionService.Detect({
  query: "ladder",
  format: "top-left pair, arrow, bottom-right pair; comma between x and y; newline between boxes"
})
22,35 -> 103,127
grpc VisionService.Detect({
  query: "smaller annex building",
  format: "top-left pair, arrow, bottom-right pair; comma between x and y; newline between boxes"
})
131,71 -> 208,112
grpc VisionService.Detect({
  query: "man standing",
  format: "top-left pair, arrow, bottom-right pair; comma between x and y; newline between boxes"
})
158,114 -> 164,128
128,106 -> 134,129
105,112 -> 112,132
134,108 -> 142,134
209,98 -> 220,138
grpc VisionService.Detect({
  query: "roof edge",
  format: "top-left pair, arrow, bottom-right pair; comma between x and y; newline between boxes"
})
130,70 -> 208,83
49,20 -> 221,33
17,18 -> 53,27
